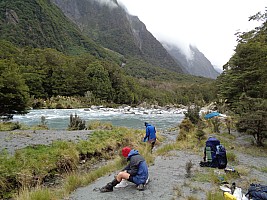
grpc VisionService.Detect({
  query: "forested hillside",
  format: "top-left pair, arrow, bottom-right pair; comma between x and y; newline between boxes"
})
0,0 -> 111,56
216,10 -> 267,146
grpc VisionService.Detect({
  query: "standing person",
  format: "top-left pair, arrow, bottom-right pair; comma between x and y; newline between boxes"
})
143,122 -> 157,152
100,146 -> 149,192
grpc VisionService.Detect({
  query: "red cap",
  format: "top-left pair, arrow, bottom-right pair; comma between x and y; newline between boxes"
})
122,146 -> 131,158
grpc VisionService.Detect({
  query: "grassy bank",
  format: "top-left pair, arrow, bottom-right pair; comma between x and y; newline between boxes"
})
0,125 -> 156,199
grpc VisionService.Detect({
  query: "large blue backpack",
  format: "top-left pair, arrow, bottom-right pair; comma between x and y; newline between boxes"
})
205,137 -> 220,167
204,137 -> 227,168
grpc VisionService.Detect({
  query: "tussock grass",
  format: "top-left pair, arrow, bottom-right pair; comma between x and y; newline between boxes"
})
155,143 -> 180,155
15,187 -> 53,200
235,165 -> 250,176
63,173 -> 84,194
206,191 -> 224,200
173,184 -> 182,197
192,169 -> 232,185
0,122 -> 23,131
0,121 -> 46,131
260,166 -> 267,173
238,144 -> 267,157
192,171 -> 211,183
138,143 -> 154,165
187,196 -> 198,200
87,120 -> 113,130
226,151 -> 237,163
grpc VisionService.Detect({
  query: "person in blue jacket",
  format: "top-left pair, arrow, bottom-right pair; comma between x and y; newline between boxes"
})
100,146 -> 149,192
143,122 -> 157,152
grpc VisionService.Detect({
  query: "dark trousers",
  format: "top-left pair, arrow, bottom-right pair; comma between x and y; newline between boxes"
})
150,141 -> 155,152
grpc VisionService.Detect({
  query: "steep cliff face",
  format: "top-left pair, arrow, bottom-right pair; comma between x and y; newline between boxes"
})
51,0 -> 183,73
163,42 -> 220,79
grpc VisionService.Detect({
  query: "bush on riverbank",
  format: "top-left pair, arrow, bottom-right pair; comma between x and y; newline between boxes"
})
68,113 -> 86,130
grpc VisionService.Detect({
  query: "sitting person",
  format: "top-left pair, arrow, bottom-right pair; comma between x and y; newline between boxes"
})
100,146 -> 149,192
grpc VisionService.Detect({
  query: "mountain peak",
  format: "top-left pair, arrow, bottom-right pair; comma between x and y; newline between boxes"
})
162,41 -> 220,79
52,0 -> 183,73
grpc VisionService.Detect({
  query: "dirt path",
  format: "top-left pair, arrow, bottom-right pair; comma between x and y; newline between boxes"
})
68,131 -> 267,200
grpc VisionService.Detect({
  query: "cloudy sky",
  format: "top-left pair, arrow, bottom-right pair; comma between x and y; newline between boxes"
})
117,0 -> 266,70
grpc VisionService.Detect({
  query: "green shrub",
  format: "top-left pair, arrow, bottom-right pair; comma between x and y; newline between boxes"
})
179,118 -> 194,132
195,128 -> 206,141
211,117 -> 221,133
177,118 -> 195,141
184,105 -> 200,125
68,113 -> 86,130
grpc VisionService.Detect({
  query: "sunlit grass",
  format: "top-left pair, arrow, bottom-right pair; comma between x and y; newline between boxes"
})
15,187 -> 53,200
235,165 -> 250,176
155,143 -> 179,156
206,190 -> 224,200
0,122 -> 25,131
260,166 -> 267,173
186,196 -> 198,200
173,184 -> 182,197
238,144 -> 267,157
191,171 -> 211,183
226,151 -> 237,163
87,120 -> 113,130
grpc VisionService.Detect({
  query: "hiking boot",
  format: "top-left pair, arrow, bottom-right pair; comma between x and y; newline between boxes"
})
137,184 -> 144,191
100,183 -> 113,192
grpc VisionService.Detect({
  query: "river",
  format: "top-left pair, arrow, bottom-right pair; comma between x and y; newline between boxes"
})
12,106 -> 185,131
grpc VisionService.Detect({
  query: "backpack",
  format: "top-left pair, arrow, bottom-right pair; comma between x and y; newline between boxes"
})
246,184 -> 267,200
205,137 -> 221,167
216,144 -> 227,169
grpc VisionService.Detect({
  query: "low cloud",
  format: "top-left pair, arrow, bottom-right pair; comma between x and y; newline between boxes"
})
157,34 -> 194,61
93,0 -> 118,9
